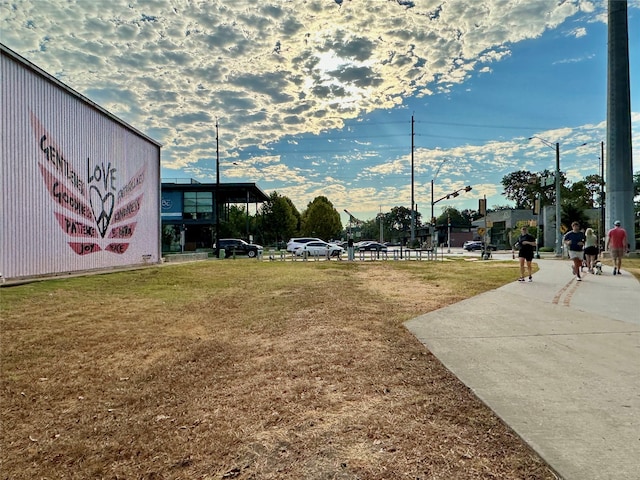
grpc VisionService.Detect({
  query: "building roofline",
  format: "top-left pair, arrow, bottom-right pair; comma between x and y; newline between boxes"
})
1,42 -> 161,148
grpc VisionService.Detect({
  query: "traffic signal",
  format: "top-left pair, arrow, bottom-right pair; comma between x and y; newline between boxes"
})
533,198 -> 541,215
479,198 -> 486,215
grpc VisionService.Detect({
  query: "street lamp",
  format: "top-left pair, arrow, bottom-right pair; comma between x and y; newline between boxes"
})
529,136 -> 562,257
582,141 -> 606,247
344,208 -> 361,261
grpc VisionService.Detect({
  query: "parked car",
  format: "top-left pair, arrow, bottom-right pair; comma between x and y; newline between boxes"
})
463,240 -> 480,250
357,241 -> 388,252
354,241 -> 375,249
286,237 -> 322,253
295,241 -> 344,257
463,241 -> 497,251
215,238 -> 263,258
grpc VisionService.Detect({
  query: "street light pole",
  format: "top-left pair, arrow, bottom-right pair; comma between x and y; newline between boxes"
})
410,115 -> 415,244
529,136 -> 562,257
430,179 -> 435,225
431,185 -> 472,251
554,141 -> 561,257
430,158 -> 448,225
378,206 -> 384,243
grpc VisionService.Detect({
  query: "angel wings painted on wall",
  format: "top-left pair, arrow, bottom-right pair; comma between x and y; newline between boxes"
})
31,112 -> 146,255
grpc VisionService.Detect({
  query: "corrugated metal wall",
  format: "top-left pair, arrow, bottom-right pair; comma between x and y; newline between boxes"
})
1,46 -> 161,282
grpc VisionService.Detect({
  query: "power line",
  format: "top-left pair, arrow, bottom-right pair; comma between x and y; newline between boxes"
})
415,119 -> 554,131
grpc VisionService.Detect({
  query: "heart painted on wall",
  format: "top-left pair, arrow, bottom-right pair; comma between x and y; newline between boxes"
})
90,186 -> 115,238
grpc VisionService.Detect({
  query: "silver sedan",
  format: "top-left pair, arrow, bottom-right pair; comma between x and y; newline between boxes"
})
295,241 -> 344,257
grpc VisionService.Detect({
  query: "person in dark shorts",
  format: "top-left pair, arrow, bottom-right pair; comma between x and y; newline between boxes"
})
515,226 -> 536,282
564,221 -> 586,281
583,227 -> 599,273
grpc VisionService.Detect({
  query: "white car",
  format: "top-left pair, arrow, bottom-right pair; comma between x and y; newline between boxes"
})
295,241 -> 344,257
286,237 -> 322,252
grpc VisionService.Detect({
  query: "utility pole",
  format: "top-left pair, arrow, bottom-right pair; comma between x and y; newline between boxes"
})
410,115 -> 415,244
215,118 -> 220,256
447,213 -> 451,253
378,206 -> 384,243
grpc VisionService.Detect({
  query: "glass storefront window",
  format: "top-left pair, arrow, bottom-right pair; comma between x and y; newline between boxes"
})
183,191 -> 213,220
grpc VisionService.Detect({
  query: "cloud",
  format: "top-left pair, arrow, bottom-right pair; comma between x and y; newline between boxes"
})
2,1 -> 587,151
2,0 -> 635,222
571,27 -> 588,38
552,53 -> 595,65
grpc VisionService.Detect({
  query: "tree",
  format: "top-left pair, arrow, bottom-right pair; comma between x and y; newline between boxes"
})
584,174 -> 605,207
383,206 -> 420,234
634,171 -> 640,218
501,170 -> 537,209
219,204 -> 248,239
358,218 -> 384,242
490,204 -> 514,211
460,208 -> 482,224
257,191 -> 299,246
562,203 -> 591,231
565,175 -> 604,209
283,196 -> 302,233
436,207 -> 469,227
564,181 -> 592,210
300,196 -> 342,240
501,169 -> 565,209
627,171 -> 640,245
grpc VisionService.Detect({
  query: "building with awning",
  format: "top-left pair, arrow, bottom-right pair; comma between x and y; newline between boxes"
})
161,179 -> 269,252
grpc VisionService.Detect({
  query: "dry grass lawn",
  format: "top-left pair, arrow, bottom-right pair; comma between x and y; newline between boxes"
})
2,258 -> 563,479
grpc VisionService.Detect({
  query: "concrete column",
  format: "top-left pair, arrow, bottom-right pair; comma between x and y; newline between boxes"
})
606,0 -> 635,250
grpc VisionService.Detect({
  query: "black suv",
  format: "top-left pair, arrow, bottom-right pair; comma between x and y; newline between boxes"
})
215,239 -> 263,258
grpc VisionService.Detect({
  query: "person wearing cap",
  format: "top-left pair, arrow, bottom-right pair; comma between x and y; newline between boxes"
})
606,220 -> 628,275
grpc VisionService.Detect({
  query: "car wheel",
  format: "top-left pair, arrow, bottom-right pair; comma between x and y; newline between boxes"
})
248,250 -> 256,258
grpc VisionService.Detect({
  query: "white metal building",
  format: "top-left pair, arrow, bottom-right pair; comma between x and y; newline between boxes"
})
1,44 -> 161,283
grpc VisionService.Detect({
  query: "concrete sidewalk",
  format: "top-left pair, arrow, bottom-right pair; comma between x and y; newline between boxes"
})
405,258 -> 640,480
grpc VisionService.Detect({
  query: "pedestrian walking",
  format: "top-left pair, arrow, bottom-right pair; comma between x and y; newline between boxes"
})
583,227 -> 598,273
563,221 -> 586,281
347,237 -> 355,261
515,226 -> 536,282
606,220 -> 628,275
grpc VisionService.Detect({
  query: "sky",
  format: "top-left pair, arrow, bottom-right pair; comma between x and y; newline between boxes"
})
2,0 -> 638,226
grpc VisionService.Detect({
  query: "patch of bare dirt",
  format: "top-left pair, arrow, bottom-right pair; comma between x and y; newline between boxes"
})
0,261 -> 557,479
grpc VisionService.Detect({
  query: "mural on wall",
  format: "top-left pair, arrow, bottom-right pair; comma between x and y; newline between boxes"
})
31,112 -> 146,256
